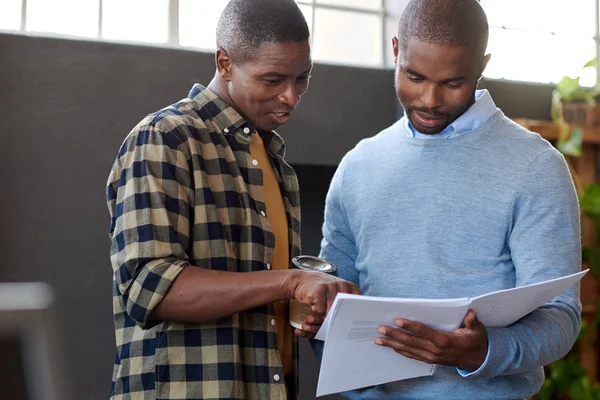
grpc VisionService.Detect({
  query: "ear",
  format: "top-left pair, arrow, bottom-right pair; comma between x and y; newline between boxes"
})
215,47 -> 233,82
392,36 -> 399,65
479,53 -> 491,77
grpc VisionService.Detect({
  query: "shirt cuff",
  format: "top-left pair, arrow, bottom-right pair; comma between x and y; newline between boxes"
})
125,258 -> 190,330
457,327 -> 504,378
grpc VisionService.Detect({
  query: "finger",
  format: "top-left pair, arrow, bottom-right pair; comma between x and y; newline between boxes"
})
338,281 -> 357,295
378,325 -> 438,354
463,310 -> 478,329
294,328 -> 306,337
301,324 -> 321,334
394,319 -> 438,342
351,284 -> 362,295
305,313 -> 324,325
311,286 -> 327,315
326,286 -> 338,313
294,328 -> 316,339
374,336 -> 438,364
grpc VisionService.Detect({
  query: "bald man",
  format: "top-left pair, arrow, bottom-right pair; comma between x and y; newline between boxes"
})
106,0 -> 359,399
317,0 -> 581,399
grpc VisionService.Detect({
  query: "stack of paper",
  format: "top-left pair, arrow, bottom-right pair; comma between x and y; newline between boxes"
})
314,270 -> 588,396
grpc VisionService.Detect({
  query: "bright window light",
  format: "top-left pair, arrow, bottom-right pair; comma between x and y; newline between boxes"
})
0,0 -> 22,31
480,0 -> 597,85
316,0 -> 381,11
481,0 -> 595,37
313,9 -> 382,68
385,0 -> 411,17
4,0 -> 600,84
26,0 -> 99,38
179,0 -> 227,49
298,4 -> 313,37
102,0 -> 169,44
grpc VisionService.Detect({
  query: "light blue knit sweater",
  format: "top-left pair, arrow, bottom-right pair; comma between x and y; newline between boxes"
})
317,111 -> 582,400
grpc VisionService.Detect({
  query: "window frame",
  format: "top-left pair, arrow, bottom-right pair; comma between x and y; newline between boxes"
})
7,0 -> 600,86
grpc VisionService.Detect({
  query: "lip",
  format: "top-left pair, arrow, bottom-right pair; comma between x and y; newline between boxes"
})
269,111 -> 291,125
412,111 -> 444,129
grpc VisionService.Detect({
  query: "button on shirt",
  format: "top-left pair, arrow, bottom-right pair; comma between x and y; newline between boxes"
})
249,131 -> 294,381
106,84 -> 301,400
406,89 -> 498,139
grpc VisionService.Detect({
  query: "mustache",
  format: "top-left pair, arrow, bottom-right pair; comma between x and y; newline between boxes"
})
406,107 -> 448,118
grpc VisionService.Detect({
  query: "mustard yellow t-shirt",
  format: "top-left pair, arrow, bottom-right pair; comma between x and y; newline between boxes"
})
249,132 -> 293,378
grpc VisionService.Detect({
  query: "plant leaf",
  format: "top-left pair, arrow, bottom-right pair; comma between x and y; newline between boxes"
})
551,90 -> 563,122
557,128 -> 583,157
584,58 -> 597,69
576,319 -> 589,343
538,379 -> 554,400
583,247 -> 600,282
580,183 -> 600,216
557,76 -> 582,101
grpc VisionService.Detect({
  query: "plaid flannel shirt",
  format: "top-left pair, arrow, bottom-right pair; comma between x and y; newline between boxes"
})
106,84 -> 301,400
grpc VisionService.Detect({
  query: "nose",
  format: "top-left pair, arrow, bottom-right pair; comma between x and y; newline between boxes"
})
420,83 -> 442,109
279,82 -> 301,108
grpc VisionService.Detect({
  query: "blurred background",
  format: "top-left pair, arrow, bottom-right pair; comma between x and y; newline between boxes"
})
1,1 -> 599,399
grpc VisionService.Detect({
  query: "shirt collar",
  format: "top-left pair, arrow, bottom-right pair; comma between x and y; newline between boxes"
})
406,89 -> 497,139
188,84 -> 286,157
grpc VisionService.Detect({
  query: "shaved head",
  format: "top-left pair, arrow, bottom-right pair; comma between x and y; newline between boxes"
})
216,0 -> 310,64
398,0 -> 489,61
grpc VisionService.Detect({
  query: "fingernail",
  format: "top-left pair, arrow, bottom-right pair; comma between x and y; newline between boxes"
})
307,316 -> 314,323
374,338 -> 383,345
395,320 -> 403,328
377,327 -> 386,335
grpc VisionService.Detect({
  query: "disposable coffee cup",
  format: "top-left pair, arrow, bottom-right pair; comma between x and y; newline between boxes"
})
289,255 -> 337,329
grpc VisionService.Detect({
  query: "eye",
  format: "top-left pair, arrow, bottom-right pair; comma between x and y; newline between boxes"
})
446,82 -> 464,89
264,78 -> 283,86
407,75 -> 424,83
297,74 -> 312,82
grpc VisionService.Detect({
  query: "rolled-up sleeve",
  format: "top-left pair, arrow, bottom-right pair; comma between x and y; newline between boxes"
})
107,125 -> 194,329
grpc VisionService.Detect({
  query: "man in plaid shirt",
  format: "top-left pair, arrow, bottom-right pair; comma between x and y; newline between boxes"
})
106,0 -> 360,399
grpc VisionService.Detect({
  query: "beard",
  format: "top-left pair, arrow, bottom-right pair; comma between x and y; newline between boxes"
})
394,70 -> 476,135
403,107 -> 451,135
396,92 -> 475,135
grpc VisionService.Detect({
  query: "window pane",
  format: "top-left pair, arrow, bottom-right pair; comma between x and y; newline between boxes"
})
298,4 -> 313,37
313,9 -> 382,67
180,1 -> 312,50
27,0 -> 98,38
480,0 -> 595,37
102,0 -> 169,43
484,27 -> 596,86
385,0 -> 411,17
316,0 -> 380,11
179,0 -> 227,49
385,16 -> 398,68
0,0 -> 22,31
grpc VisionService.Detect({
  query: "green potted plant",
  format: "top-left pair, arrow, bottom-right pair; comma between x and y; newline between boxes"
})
551,59 -> 600,128
536,181 -> 600,399
535,65 -> 600,398
537,322 -> 600,400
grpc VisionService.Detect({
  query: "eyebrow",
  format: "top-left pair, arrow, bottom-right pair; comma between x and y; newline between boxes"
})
262,68 -> 313,78
404,67 -> 467,84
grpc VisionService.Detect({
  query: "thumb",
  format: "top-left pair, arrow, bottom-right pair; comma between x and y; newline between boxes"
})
463,310 -> 478,329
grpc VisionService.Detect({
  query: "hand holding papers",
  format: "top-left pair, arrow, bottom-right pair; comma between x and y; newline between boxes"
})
314,270 -> 588,396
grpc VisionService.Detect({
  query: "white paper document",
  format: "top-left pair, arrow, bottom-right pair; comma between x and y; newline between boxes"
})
315,269 -> 588,397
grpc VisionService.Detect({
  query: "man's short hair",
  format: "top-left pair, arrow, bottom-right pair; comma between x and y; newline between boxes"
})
216,0 -> 310,64
398,0 -> 489,60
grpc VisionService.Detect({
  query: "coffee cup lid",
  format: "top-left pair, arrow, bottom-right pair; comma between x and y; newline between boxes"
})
291,255 -> 336,273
